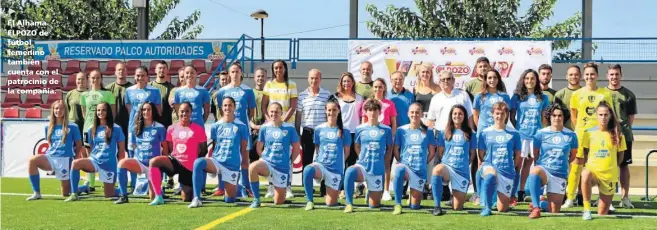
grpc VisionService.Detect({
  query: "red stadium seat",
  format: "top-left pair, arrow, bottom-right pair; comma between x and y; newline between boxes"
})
148,60 -> 163,75
24,107 -> 42,118
46,75 -> 63,90
43,90 -> 63,108
1,90 -> 22,108
210,59 -> 226,74
103,60 -> 120,76
84,60 -> 101,73
46,60 -> 62,74
192,59 -> 207,74
62,60 -> 81,75
126,60 -> 142,75
28,61 -> 42,72
198,74 -> 215,90
20,92 -> 43,108
63,75 -> 78,91
25,75 -> 44,89
169,60 -> 185,76
2,107 -> 19,118
1,75 -> 22,90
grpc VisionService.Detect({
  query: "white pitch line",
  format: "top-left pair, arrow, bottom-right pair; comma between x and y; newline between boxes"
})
3,192 -> 657,219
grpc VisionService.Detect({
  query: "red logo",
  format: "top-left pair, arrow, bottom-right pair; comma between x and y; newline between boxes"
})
527,47 -> 544,56
33,138 -> 49,155
383,45 -> 399,55
469,47 -> 485,55
436,62 -> 472,75
498,47 -> 514,55
440,47 -> 457,55
355,46 -> 371,55
412,46 -> 428,55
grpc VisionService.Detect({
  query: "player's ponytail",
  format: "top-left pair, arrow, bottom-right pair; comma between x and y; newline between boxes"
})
597,101 -> 621,146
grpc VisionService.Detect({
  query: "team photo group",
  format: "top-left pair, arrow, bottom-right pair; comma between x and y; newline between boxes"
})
24,56 -> 637,221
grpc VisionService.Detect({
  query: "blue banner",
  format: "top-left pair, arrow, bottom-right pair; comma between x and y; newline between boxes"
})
34,40 -> 236,60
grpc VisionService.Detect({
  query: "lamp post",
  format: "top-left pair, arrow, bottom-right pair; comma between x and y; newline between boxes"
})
251,9 -> 268,62
133,0 -> 149,40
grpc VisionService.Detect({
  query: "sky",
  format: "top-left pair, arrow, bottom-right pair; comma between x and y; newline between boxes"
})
151,0 -> 657,39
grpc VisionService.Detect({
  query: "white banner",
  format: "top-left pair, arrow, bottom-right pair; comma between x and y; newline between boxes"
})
348,40 -> 552,94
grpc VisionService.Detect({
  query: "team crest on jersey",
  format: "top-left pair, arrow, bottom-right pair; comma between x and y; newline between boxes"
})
176,144 -> 187,153
229,91 -> 245,98
273,131 -> 281,139
411,134 -> 419,141
551,136 -> 562,144
178,131 -> 188,139
185,90 -> 199,98
151,130 -> 156,136
232,126 -> 238,133
495,136 -> 505,143
136,92 -> 146,100
327,132 -> 337,139
454,134 -> 463,142
505,134 -> 512,141
143,131 -> 151,138
282,130 -> 288,137
97,131 -> 106,138
369,130 -> 378,137
220,128 -> 231,137
528,98 -> 537,105
55,129 -> 63,136
588,95 -> 596,103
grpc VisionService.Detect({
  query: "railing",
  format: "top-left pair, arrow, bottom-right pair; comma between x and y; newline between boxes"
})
202,34 -> 254,92
645,149 -> 657,202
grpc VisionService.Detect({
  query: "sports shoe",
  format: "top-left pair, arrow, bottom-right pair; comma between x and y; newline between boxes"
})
114,196 -> 129,204
305,202 -> 314,211
149,196 -> 164,206
392,204 -> 402,215
528,207 -> 541,219
620,197 -> 634,208
609,203 -> 615,212
432,207 -> 445,216
469,193 -> 479,202
524,195 -> 532,202
212,188 -> 225,197
265,185 -> 274,198
344,204 -> 354,213
173,187 -> 182,196
444,199 -> 453,206
250,199 -> 261,208
480,207 -> 492,216
64,193 -> 79,202
561,199 -> 575,209
26,193 -> 42,201
285,186 -> 294,199
382,191 -> 392,201
188,197 -> 203,208
356,183 -> 365,197
582,210 -> 592,220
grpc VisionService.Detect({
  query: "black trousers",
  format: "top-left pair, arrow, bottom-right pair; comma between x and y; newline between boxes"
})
302,127 -> 327,194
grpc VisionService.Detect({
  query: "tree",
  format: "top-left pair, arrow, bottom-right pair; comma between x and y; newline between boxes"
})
0,0 -> 203,40
365,0 -> 584,60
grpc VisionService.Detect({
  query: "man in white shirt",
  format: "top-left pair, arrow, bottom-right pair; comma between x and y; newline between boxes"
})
427,70 -> 474,131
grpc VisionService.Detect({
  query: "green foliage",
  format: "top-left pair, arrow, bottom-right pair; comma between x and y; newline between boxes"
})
366,0 -> 584,59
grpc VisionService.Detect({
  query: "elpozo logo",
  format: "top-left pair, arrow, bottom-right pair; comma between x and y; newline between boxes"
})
354,46 -> 371,55
411,45 -> 428,55
435,62 -> 472,75
440,46 -> 457,55
527,47 -> 544,56
383,45 -> 399,55
469,47 -> 485,55
498,46 -> 514,55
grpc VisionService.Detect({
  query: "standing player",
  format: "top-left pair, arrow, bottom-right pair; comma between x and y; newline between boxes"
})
478,102 -> 522,216
66,103 -> 125,201
510,69 -> 549,204
303,100 -> 351,210
212,62 -> 256,197
126,67 -> 162,191
538,64 -> 557,104
343,99 -> 393,213
148,102 -> 208,205
563,62 -> 614,209
580,102 -> 626,220
27,100 -> 83,200
249,103 -> 301,208
464,57 -> 490,101
64,72 -> 87,155
391,103 -> 436,215
260,60 -> 298,198
115,102 -> 167,204
189,97 -> 250,208
356,61 -> 374,99
432,105 -> 477,214
606,64 -> 637,208
554,65 -> 582,130
81,70 -> 116,191
527,103 -> 578,218
473,69 -> 510,137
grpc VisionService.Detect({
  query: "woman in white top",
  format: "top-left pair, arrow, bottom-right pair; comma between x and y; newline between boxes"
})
329,72 -> 363,198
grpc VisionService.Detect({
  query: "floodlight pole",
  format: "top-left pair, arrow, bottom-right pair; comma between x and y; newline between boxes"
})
582,0 -> 592,60
136,0 -> 150,40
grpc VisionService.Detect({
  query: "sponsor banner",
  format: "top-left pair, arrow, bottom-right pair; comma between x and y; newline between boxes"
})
34,40 -> 237,61
348,40 -> 552,94
1,121 -> 303,184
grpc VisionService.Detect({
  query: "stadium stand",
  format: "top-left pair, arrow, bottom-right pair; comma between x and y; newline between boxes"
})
192,59 -> 208,74
61,60 -> 81,75
46,75 -> 63,90
28,61 -> 42,72
46,60 -> 62,73
102,60 -> 120,75
126,60 -> 142,75
43,90 -> 63,108
24,75 -> 43,89
148,60 -> 162,75
24,107 -> 42,118
2,107 -> 19,118
20,93 -> 43,108
1,75 -> 21,90
169,60 -> 185,75
1,90 -> 21,108
84,60 -> 100,74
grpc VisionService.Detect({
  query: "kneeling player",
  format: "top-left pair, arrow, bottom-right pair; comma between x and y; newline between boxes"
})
391,103 -> 436,215
432,105 -> 476,215
249,103 -> 301,208
527,103 -> 577,218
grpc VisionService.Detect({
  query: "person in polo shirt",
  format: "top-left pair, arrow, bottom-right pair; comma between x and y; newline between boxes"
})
428,70 -> 474,131
295,69 -> 331,195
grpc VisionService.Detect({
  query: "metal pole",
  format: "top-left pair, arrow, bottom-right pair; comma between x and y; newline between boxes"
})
137,0 -> 150,39
260,19 -> 265,62
582,0 -> 592,60
349,0 -> 358,38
